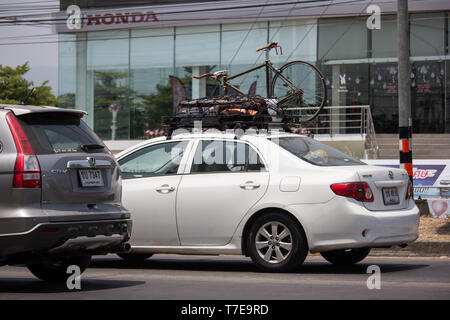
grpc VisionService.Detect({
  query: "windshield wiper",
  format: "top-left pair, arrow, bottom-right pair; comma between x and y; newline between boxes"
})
80,144 -> 105,151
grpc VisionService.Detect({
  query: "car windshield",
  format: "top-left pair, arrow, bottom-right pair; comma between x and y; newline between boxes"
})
17,112 -> 107,155
272,136 -> 366,166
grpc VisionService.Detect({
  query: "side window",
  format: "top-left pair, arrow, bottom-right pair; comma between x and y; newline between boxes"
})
191,140 -> 265,173
119,141 -> 188,179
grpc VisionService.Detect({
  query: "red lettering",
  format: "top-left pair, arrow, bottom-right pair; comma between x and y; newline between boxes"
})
87,14 -> 102,26
145,11 -> 159,22
116,13 -> 129,24
102,13 -> 114,25
131,12 -> 144,23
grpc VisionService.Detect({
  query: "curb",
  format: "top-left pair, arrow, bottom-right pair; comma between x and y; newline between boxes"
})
370,241 -> 450,257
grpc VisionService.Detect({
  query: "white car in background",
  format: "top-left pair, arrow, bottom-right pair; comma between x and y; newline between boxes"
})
115,132 -> 419,272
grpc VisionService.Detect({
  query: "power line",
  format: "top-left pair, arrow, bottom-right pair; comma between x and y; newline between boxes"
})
1,11 -> 447,46
227,0 -> 271,66
0,0 -> 370,24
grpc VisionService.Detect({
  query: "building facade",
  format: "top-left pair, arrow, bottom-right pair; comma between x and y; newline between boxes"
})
57,0 -> 450,140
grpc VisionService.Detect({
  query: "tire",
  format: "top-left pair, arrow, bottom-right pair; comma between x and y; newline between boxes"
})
320,248 -> 371,266
271,60 -> 327,122
117,253 -> 153,263
26,255 -> 91,283
246,212 -> 308,272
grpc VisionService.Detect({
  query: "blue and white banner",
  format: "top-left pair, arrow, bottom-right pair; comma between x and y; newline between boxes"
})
363,159 -> 450,200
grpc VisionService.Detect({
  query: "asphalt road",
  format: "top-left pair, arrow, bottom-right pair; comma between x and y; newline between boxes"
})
0,255 -> 449,300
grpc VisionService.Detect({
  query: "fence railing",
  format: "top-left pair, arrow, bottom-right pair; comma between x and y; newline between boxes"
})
285,105 -> 380,159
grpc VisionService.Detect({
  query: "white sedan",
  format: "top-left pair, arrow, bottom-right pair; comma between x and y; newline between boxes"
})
116,131 -> 419,272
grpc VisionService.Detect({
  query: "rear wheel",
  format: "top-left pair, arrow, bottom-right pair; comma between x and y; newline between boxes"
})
26,255 -> 91,283
247,212 -> 308,272
117,253 -> 153,263
320,248 -> 371,266
271,60 -> 327,123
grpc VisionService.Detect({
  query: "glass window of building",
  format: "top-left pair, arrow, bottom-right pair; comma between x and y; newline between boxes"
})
175,25 -> 221,99
130,27 -> 175,139
371,15 -> 397,58
58,33 -> 77,110
269,19 -> 317,63
221,22 -> 269,97
88,30 -> 131,140
318,17 -> 367,61
411,13 -> 446,57
411,60 -> 445,133
370,63 -> 399,133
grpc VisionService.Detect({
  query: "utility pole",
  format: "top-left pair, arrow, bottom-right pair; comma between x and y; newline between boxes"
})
397,0 -> 413,184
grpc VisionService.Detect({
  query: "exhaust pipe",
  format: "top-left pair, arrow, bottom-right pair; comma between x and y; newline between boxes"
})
111,242 -> 131,253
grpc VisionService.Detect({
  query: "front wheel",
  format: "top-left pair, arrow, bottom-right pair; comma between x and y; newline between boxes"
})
271,60 -> 327,122
320,248 -> 371,266
247,212 -> 308,272
26,255 -> 92,283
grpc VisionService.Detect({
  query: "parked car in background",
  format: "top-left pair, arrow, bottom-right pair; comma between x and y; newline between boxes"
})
116,131 -> 419,272
0,104 -> 132,282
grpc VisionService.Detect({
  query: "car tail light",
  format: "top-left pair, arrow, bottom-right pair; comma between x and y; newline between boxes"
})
330,182 -> 374,202
405,179 -> 413,200
5,112 -> 41,188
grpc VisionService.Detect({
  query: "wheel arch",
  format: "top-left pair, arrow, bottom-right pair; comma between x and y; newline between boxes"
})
240,207 -> 309,257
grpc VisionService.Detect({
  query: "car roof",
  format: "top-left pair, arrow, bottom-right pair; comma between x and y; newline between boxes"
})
0,104 -> 86,116
116,131 -> 306,158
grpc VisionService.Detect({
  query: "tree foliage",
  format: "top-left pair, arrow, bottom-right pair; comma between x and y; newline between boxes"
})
0,62 -> 56,106
135,82 -> 173,129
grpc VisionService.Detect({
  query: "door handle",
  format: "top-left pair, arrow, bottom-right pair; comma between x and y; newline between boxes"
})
156,184 -> 175,193
240,181 -> 260,190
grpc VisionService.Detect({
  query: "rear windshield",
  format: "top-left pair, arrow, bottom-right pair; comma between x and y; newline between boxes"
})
18,112 -> 107,155
271,136 -> 365,166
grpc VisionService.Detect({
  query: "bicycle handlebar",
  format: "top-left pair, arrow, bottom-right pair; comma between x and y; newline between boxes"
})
193,73 -> 212,79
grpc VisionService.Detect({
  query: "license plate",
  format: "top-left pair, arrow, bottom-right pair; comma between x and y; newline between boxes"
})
382,187 -> 400,205
78,169 -> 104,187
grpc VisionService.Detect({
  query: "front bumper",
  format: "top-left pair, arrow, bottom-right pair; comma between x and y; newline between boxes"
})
289,197 -> 420,253
0,219 -> 132,259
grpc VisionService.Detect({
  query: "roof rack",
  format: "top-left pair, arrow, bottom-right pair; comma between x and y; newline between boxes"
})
162,95 -> 293,139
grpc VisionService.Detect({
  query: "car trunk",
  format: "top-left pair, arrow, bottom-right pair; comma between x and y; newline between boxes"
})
15,111 -> 121,209
336,165 -> 410,211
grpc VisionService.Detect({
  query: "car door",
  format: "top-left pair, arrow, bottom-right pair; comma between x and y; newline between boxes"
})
176,139 -> 269,246
119,140 -> 192,246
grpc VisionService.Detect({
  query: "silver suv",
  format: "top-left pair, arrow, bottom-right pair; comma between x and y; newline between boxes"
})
0,104 -> 132,282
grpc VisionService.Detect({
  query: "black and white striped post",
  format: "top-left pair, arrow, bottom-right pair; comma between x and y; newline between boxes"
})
397,0 -> 413,186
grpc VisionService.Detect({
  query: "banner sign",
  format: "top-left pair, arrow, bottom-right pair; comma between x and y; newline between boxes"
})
53,0 -> 450,33
363,159 -> 450,200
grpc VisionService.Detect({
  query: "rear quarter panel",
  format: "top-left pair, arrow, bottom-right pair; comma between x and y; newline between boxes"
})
0,111 -> 42,234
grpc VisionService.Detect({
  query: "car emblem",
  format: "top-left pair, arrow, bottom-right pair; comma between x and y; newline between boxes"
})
388,170 -> 394,179
87,157 -> 96,167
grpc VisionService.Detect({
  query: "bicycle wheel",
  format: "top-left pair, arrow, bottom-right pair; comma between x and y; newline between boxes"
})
271,60 -> 327,122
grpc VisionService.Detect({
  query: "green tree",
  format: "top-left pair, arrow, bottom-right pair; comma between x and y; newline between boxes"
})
56,93 -> 75,109
0,62 -> 56,106
135,82 -> 173,131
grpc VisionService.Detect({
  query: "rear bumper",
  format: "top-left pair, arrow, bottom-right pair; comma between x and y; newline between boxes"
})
0,218 -> 132,259
289,197 -> 420,253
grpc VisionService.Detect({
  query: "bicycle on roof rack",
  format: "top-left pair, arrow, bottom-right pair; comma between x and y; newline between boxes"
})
162,42 -> 327,136
193,41 -> 327,123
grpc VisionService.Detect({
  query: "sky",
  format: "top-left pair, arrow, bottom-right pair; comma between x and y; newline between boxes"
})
0,0 -> 59,95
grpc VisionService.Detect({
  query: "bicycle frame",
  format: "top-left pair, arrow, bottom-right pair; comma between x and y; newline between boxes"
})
222,50 -> 298,98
